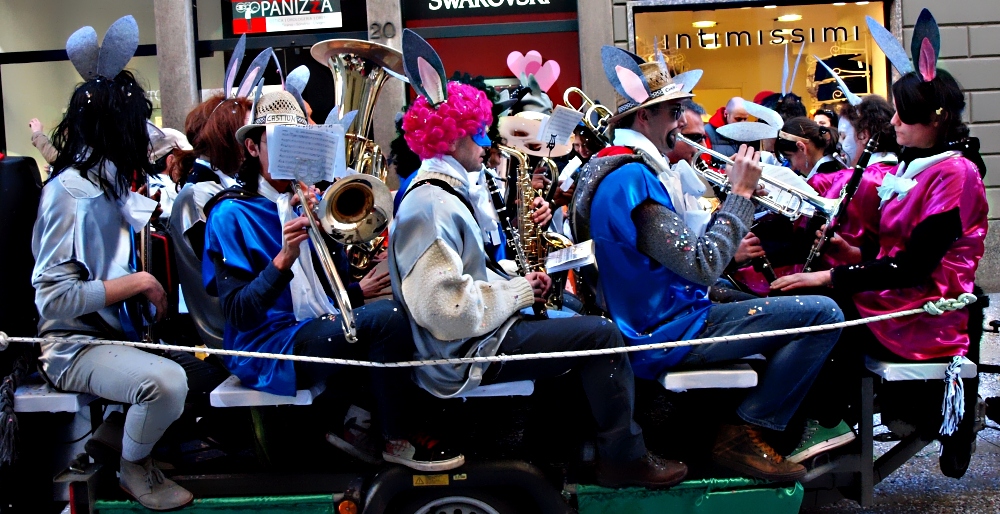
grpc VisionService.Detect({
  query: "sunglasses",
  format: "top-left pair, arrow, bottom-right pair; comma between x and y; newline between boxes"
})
668,103 -> 686,121
680,132 -> 705,143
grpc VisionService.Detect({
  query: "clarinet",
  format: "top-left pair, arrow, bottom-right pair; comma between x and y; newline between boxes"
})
484,167 -> 529,276
802,134 -> 879,272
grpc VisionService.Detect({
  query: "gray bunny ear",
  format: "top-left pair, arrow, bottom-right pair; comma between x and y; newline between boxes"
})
96,15 -> 139,79
67,26 -> 100,80
403,29 -> 447,106
601,45 -> 649,103
718,121 -> 779,142
743,100 -> 784,129
866,15 -> 914,75
224,35 -> 247,98
672,69 -> 703,94
286,65 -> 310,97
237,48 -> 274,99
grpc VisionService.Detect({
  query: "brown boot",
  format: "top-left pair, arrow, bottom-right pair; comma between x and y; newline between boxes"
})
119,457 -> 193,511
596,452 -> 688,489
712,424 -> 806,482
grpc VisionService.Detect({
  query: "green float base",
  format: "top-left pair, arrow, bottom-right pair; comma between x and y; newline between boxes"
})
95,494 -> 335,513
576,478 -> 803,514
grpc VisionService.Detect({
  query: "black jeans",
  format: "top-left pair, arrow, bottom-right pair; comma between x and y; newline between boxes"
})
290,300 -> 417,439
482,315 -> 647,462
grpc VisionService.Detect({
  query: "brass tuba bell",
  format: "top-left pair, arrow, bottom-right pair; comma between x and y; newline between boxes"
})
310,39 -> 404,276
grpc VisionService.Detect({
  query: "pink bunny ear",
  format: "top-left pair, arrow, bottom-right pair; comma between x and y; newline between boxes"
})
418,56 -> 446,105
507,51 -> 526,77
919,37 -> 937,81
534,60 -> 561,92
616,65 -> 649,104
237,68 -> 261,99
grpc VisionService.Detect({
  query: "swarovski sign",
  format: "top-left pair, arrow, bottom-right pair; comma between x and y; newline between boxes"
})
405,0 -> 575,20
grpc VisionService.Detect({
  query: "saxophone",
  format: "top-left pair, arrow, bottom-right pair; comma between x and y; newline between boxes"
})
497,145 -> 574,312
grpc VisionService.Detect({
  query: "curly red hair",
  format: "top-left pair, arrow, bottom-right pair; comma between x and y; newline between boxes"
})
403,82 -> 492,160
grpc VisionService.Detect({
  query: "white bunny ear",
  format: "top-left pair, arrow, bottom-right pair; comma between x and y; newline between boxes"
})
96,15 -> 139,79
742,100 -> 784,129
781,44 -> 790,96
814,56 -> 862,106
672,69 -> 703,94
616,66 -> 650,104
718,121 -> 779,142
787,43 -> 805,94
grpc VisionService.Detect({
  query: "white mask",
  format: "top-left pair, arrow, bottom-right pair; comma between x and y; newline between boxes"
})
838,117 -> 859,167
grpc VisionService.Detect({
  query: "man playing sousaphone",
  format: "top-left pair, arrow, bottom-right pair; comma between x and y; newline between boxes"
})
571,46 -> 845,481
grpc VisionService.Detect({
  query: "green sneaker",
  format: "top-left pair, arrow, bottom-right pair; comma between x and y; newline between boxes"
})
788,419 -> 856,464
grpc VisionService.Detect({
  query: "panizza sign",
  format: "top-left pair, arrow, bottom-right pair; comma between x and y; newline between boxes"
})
232,0 -> 343,34
405,0 -> 576,20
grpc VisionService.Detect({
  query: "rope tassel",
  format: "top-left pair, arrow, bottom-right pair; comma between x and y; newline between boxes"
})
939,356 -> 965,437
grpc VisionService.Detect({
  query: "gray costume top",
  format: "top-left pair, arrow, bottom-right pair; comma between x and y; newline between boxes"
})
388,157 -> 529,398
31,164 -> 133,382
168,182 -> 226,349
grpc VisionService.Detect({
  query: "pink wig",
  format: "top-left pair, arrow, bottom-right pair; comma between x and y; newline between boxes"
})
403,82 -> 493,160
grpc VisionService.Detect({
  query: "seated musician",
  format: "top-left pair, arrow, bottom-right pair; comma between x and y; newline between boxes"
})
203,89 -> 461,471
572,46 -> 844,481
774,117 -> 846,179
389,30 -> 687,489
771,16 -> 987,469
30,17 -> 192,510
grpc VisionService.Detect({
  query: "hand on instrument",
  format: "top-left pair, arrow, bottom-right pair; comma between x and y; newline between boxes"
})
359,267 -> 392,298
290,181 -> 319,211
28,118 -> 43,133
531,170 -> 551,191
734,232 -> 765,266
726,145 -> 763,199
525,272 -> 552,301
552,182 -> 575,207
273,216 -> 311,271
770,270 -> 832,292
531,197 -> 553,227
139,272 -> 168,322
815,225 -> 862,264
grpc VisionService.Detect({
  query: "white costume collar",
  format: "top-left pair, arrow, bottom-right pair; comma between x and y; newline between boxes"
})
877,150 -> 960,208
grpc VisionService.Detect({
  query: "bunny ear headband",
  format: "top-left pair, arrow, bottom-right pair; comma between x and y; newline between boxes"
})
402,29 -> 448,107
600,45 -> 701,119
717,101 -> 785,142
866,8 -> 940,81
66,15 -> 140,81
813,55 -> 862,106
780,42 -> 806,97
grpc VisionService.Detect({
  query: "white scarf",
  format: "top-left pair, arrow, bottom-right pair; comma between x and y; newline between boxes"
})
258,176 -> 337,321
417,156 -> 501,245
613,129 -> 710,236
877,151 -> 960,208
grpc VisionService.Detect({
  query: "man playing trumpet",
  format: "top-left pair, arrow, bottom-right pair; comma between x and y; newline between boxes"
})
571,47 -> 845,481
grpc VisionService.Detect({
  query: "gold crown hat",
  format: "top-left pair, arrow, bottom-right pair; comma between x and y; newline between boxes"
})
601,46 -> 703,124
236,90 -> 309,143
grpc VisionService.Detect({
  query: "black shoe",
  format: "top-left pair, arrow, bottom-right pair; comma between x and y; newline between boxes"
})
595,452 -> 688,489
383,436 -> 464,472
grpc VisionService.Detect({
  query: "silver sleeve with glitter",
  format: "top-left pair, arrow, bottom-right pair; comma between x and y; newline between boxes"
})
633,195 -> 755,286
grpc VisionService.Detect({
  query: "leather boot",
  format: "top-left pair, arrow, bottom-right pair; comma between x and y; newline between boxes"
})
712,424 -> 806,482
119,457 -> 193,511
595,452 -> 688,489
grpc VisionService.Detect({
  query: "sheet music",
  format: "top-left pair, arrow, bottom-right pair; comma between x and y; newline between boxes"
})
266,124 -> 345,184
545,239 -> 596,273
538,105 -> 584,148
559,156 -> 583,191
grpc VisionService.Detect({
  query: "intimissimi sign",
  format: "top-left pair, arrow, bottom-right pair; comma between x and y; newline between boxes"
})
666,24 -> 865,50
405,0 -> 576,20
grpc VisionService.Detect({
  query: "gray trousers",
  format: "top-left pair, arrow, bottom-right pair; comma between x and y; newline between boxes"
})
56,345 -> 188,462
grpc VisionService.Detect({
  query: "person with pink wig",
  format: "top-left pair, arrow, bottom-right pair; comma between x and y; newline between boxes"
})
386,30 -> 688,488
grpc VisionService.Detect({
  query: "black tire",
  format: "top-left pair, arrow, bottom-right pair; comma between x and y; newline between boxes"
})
396,489 -> 520,514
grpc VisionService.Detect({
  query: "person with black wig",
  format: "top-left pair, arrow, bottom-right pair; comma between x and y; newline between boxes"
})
30,17 -> 193,510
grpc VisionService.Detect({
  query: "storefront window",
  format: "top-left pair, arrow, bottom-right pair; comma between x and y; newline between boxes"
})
632,2 -> 887,117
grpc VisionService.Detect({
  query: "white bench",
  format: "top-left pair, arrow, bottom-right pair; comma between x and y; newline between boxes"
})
209,375 -> 326,407
14,374 -> 95,413
658,363 -> 759,393
865,355 -> 977,381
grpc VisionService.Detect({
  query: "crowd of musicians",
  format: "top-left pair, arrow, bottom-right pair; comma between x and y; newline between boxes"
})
18,10 -> 988,510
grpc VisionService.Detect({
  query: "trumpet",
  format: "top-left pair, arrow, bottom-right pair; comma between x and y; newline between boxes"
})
674,133 -> 840,220
563,87 -> 614,146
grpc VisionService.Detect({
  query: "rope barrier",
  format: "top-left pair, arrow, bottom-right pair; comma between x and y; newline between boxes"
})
0,294 -> 977,369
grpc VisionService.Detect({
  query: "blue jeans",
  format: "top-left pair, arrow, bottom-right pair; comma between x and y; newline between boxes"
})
681,295 -> 843,431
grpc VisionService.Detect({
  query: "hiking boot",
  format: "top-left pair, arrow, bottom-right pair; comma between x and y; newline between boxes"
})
788,419 -> 856,464
383,436 -> 464,472
119,457 -> 193,511
595,452 -> 688,489
712,424 -> 806,482
326,404 -> 383,464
